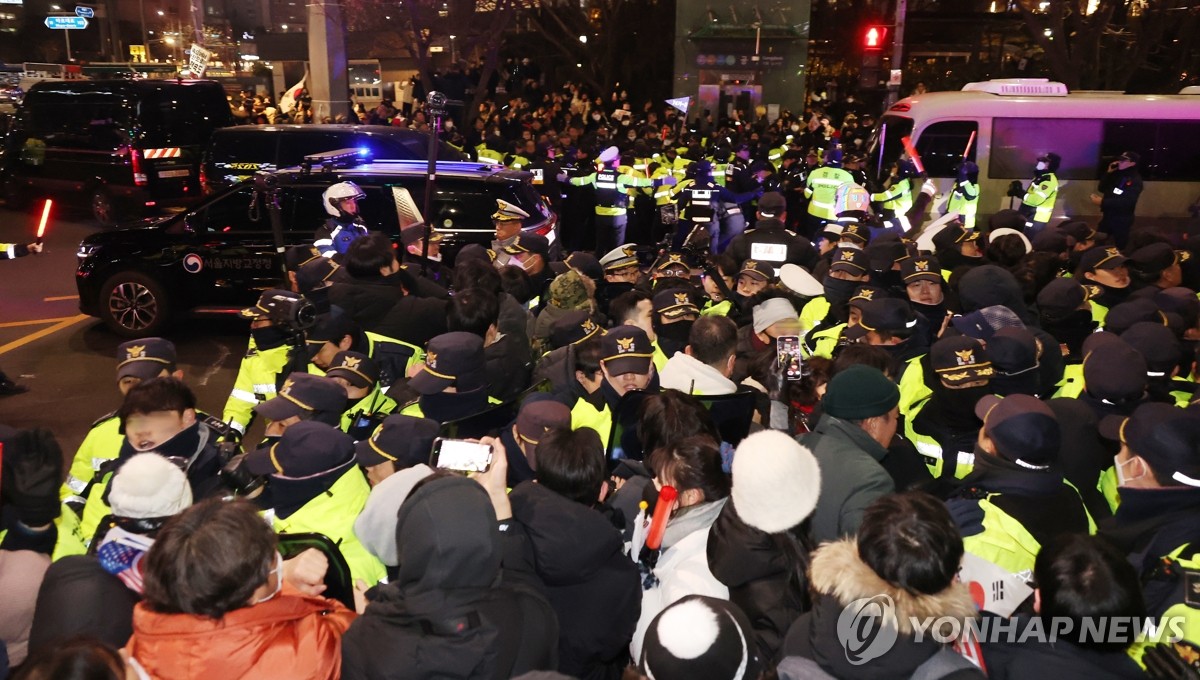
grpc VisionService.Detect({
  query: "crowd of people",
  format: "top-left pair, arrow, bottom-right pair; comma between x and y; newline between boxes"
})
3,82 -> 1200,680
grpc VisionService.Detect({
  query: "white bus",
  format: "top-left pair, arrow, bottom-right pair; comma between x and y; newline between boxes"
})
867,78 -> 1200,230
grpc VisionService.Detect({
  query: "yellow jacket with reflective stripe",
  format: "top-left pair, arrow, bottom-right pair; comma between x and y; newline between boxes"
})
902,397 -> 976,480
897,356 -> 930,420
222,341 -> 293,435
963,483 -> 1096,576
805,167 -> 853,220
61,415 -> 121,506
267,466 -> 387,586
799,296 -> 830,336
570,397 -> 612,450
946,180 -> 979,230
1021,173 -> 1059,222
871,177 -> 914,214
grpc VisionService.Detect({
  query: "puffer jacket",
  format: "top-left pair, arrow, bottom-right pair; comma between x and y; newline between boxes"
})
782,538 -> 982,680
329,275 -> 449,349
509,481 -> 641,680
706,497 -> 811,664
125,584 -> 355,680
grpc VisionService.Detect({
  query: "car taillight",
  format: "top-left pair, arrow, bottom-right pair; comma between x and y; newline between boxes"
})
531,212 -> 557,236
199,163 -> 209,194
131,148 -> 148,186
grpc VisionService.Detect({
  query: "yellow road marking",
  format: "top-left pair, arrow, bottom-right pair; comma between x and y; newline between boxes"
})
0,314 -> 90,356
0,316 -> 77,329
43,295 -> 80,302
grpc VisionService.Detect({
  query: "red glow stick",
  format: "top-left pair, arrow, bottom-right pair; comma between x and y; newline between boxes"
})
644,485 -> 678,551
36,199 -> 52,245
901,136 -> 925,175
963,130 -> 976,160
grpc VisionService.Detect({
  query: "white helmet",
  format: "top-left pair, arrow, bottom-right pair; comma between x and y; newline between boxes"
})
834,182 -> 871,217
323,181 -> 366,217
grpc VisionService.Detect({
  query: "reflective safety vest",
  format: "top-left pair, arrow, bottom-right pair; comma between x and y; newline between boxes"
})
650,168 -> 677,206
897,356 -> 930,420
508,154 -> 531,171
651,340 -> 669,373
962,483 -> 1096,577
596,169 -> 628,212
903,397 -> 976,481
399,395 -> 503,418
363,331 -> 426,388
804,323 -> 845,360
61,414 -> 122,509
570,397 -> 613,450
1052,363 -> 1085,399
1091,301 -> 1110,327
223,341 -> 294,435
701,299 -> 732,317
799,296 -> 831,337
1021,173 -> 1059,223
805,167 -> 854,221
476,144 -> 505,164
1098,466 -> 1120,514
1127,543 -> 1200,670
340,385 -> 399,441
946,179 -> 979,231
681,183 -> 716,224
871,177 -> 914,216
265,466 -> 388,586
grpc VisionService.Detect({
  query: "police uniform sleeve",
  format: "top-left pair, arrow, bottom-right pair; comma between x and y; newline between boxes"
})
1,243 -> 30,260
59,415 -> 119,505
222,347 -> 263,435
312,222 -> 337,258
569,173 -> 596,187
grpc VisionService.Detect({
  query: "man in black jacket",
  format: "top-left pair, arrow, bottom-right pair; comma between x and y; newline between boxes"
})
726,191 -> 817,272
1092,150 -> 1143,249
328,232 -> 449,349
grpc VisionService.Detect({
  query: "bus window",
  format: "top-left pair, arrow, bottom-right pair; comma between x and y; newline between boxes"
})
913,120 -> 977,178
1104,120 -> 1200,182
990,118 -> 1102,181
867,114 -> 912,182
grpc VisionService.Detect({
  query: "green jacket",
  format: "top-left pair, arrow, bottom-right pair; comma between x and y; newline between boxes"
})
801,414 -> 895,544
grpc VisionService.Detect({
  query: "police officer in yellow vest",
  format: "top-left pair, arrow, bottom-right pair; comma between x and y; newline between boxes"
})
570,326 -> 657,450
325,351 -> 399,441
398,332 -> 499,422
804,147 -> 853,238
223,289 -> 315,437
946,393 -> 1095,577
1076,246 -> 1134,323
62,338 -> 183,513
1019,152 -> 1060,236
904,336 -> 995,482
569,145 -> 652,253
1097,402 -> 1200,668
946,161 -> 980,231
870,158 -> 918,235
242,420 -> 387,586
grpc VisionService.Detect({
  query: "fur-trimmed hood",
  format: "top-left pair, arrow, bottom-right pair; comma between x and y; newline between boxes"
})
809,538 -> 977,635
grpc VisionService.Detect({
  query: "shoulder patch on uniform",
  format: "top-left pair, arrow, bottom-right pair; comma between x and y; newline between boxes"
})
198,412 -> 233,438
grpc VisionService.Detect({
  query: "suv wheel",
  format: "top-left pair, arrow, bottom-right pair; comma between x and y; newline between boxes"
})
91,187 -> 117,227
98,271 -> 171,337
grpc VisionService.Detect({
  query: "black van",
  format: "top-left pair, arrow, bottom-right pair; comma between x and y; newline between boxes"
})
201,124 -> 471,194
1,79 -> 232,225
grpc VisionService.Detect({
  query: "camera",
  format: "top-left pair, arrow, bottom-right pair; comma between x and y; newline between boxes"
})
259,291 -> 317,331
219,449 -> 267,496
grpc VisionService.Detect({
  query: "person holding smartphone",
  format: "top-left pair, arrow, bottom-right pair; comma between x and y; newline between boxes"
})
1092,151 -> 1143,250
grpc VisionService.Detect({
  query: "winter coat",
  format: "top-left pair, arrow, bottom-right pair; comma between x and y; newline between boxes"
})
659,352 -> 737,395
0,549 -> 50,666
706,497 -> 811,664
125,584 -> 355,680
533,344 -> 576,394
630,498 -> 729,661
981,615 -> 1147,680
485,333 -> 533,402
342,476 -> 558,680
329,275 -> 449,349
28,555 -> 140,655
800,414 -> 895,544
782,538 -> 982,680
509,481 -> 641,680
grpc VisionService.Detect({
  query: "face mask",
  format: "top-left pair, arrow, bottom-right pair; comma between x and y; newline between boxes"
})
654,319 -> 694,358
251,326 -> 290,351
1114,454 -> 1145,487
822,276 -> 860,310
791,124 -> 800,132
253,551 -> 284,604
592,114 -> 601,121
1036,162 -> 1047,171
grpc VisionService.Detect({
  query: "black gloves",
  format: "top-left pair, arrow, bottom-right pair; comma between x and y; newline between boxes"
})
1,427 -> 64,527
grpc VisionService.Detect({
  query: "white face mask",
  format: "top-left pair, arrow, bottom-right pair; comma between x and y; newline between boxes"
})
1114,454 -> 1145,487
1036,162 -> 1047,171
253,551 -> 284,604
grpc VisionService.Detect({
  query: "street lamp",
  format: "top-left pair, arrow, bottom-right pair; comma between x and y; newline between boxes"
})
579,35 -> 587,43
449,34 -> 456,62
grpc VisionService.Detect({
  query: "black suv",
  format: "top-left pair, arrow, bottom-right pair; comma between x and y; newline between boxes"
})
75,155 -> 557,337
2,79 -> 232,225
201,124 -> 471,194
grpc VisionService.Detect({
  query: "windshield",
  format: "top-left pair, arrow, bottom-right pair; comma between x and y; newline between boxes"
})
866,114 -> 913,184
137,83 -> 232,147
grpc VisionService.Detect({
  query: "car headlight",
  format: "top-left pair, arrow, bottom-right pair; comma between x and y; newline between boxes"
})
77,243 -> 101,259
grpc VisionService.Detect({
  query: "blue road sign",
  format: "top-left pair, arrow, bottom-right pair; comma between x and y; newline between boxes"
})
45,15 -> 88,29
75,6 -> 94,18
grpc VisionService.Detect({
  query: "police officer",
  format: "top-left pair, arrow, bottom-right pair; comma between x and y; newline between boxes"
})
726,191 -> 817,272
527,144 -> 567,211
399,223 -> 451,285
325,351 -> 398,441
313,181 -> 370,260
222,289 -> 313,437
399,331 -> 499,422
871,158 -> 918,234
569,145 -> 652,253
670,160 -> 760,253
491,198 -> 530,260
904,336 -> 994,481
253,372 -> 349,447
242,421 -> 387,585
569,325 -> 658,450
1,240 -> 43,260
1092,151 -> 1143,249
1019,152 -> 1061,236
804,147 -> 854,238
946,161 -> 980,231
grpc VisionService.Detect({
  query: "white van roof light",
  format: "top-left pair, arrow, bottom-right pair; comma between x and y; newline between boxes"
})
962,79 -> 1069,96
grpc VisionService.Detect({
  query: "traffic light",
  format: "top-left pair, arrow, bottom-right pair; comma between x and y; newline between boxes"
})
864,25 -> 887,50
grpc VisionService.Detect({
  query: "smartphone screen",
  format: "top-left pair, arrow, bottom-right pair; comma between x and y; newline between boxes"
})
432,438 -> 493,473
778,335 -> 803,381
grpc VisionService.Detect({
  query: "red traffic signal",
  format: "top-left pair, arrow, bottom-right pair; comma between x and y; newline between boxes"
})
864,25 -> 887,50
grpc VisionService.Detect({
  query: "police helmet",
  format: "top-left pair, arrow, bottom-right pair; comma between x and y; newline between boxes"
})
323,181 -> 366,217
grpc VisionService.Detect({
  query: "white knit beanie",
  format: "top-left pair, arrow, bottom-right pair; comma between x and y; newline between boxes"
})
752,298 -> 798,335
109,453 -> 193,519
730,430 -> 820,534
